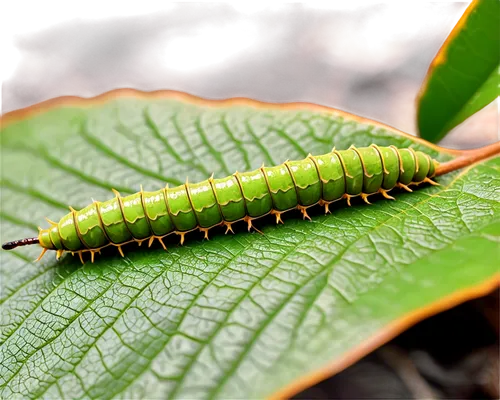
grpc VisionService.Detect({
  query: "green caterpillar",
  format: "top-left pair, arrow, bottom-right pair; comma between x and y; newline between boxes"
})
2,145 -> 439,263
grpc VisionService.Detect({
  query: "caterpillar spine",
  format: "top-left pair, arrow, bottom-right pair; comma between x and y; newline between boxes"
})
1,145 -> 439,263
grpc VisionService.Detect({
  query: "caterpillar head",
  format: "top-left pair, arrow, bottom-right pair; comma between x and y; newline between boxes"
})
1,228 -> 54,262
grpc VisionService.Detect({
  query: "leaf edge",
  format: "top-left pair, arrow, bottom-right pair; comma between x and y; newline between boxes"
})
1,88 -> 460,158
269,273 -> 500,399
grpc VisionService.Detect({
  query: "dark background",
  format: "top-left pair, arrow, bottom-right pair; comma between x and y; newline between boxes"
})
2,3 -> 498,398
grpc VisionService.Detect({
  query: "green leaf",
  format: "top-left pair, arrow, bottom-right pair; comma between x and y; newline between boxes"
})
1,92 -> 499,399
417,0 -> 500,143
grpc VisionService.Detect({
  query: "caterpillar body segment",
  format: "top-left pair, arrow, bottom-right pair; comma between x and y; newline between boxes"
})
2,146 -> 439,263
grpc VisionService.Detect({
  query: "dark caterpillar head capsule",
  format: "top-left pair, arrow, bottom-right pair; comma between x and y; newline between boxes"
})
2,237 -> 40,250
2,230 -> 54,261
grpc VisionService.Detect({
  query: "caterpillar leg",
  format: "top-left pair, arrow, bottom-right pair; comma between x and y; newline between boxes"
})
77,251 -> 85,264
199,228 -> 210,240
177,232 -> 187,245
297,205 -> 312,221
397,183 -> 413,192
35,248 -> 48,262
157,237 -> 167,250
378,188 -> 396,201
423,177 -> 440,186
343,193 -> 353,206
147,236 -> 168,250
271,210 -> 284,224
244,216 -> 263,234
117,245 -> 125,257
360,193 -> 372,205
319,200 -> 331,214
224,222 -> 234,234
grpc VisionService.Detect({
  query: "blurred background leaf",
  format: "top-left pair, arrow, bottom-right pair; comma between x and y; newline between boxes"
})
417,0 -> 500,144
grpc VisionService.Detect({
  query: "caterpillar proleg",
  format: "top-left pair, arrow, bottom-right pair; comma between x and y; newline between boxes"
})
2,145 -> 439,263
